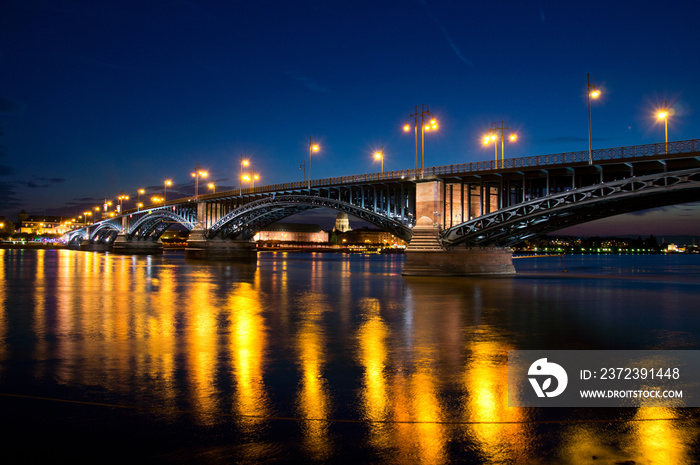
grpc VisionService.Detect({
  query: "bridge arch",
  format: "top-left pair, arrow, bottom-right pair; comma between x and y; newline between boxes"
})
207,195 -> 413,242
65,229 -> 87,245
440,168 -> 700,247
128,210 -> 195,240
87,222 -> 122,243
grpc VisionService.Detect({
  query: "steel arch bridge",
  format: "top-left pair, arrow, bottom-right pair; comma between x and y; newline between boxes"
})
64,139 -> 700,250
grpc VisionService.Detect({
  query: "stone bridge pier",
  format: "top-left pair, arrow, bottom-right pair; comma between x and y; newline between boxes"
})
402,181 -> 515,277
112,216 -> 164,255
185,201 -> 257,261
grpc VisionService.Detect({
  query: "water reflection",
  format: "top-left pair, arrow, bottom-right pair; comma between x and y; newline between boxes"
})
295,291 -> 332,460
227,281 -> 268,426
0,250 -> 698,463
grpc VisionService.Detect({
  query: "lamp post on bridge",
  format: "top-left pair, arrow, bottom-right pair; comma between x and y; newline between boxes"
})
242,173 -> 259,190
308,138 -> 319,190
403,104 -> 438,177
240,155 -> 249,196
483,122 -> 517,168
374,147 -> 384,174
657,101 -> 670,154
191,164 -> 208,199
208,182 -> 216,194
587,74 -> 601,165
117,194 -> 129,214
164,180 -> 172,202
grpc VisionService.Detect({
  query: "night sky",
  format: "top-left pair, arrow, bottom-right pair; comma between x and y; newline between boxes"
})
2,1 -> 699,236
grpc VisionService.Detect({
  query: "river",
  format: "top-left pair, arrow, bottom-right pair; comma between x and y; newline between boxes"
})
1,249 -> 699,463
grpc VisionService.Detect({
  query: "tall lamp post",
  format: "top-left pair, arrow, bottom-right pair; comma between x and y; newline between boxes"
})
374,148 -> 384,174
308,138 -> 319,190
403,104 -> 437,177
657,101 -> 669,153
242,173 -> 260,189
117,194 -> 129,213
587,74 -> 601,165
191,164 -> 208,198
483,122 -> 517,169
240,155 -> 249,195
208,182 -> 216,194
164,180 -> 172,202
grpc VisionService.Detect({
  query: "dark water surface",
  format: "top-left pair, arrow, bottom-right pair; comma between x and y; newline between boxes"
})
1,249 -> 699,464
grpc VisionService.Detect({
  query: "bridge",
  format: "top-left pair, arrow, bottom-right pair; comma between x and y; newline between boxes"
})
65,139 -> 700,276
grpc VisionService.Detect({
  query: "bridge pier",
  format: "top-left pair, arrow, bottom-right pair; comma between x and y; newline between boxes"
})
402,216 -> 515,276
112,233 -> 163,255
185,227 -> 257,261
402,182 -> 515,277
79,239 -> 111,252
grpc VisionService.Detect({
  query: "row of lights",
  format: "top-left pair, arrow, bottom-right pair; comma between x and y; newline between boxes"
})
82,82 -> 674,220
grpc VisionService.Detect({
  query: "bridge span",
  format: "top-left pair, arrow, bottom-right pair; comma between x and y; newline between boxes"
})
65,139 -> 700,276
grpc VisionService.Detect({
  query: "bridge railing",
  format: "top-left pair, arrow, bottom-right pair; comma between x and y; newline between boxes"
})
173,139 -> 700,199
118,139 -> 700,212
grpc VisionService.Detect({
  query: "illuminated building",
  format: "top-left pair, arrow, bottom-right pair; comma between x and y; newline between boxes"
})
253,223 -> 328,244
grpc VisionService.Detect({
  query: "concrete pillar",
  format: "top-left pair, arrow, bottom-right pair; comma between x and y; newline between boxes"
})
403,181 -> 515,277
415,180 -> 444,227
112,233 -> 163,255
185,201 -> 257,262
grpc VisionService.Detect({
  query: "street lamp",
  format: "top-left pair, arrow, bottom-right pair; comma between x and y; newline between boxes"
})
240,155 -> 249,195
164,180 -> 172,202
374,148 -> 384,174
191,164 -> 208,198
483,122 -> 517,168
657,101 -> 669,153
403,104 -> 437,177
309,138 -> 319,190
151,196 -> 164,205
208,182 -> 215,193
138,188 -> 145,204
117,194 -> 129,213
587,74 -> 601,165
243,173 -> 259,189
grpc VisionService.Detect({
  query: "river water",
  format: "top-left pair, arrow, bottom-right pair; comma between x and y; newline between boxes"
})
1,249 -> 699,464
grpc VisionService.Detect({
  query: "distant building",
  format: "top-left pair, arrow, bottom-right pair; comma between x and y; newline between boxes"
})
334,212 -> 352,233
18,215 -> 87,235
337,227 -> 406,247
253,222 -> 328,243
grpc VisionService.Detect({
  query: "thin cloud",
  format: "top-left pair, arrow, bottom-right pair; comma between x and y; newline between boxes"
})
417,0 -> 473,67
23,177 -> 66,189
285,71 -> 329,93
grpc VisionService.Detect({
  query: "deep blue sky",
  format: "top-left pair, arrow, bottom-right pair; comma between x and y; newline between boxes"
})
1,1 -> 699,236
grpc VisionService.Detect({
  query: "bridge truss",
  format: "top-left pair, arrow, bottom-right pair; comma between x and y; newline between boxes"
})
440,168 -> 700,247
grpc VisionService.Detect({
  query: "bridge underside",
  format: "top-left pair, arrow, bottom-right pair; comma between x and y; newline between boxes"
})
207,195 -> 413,242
